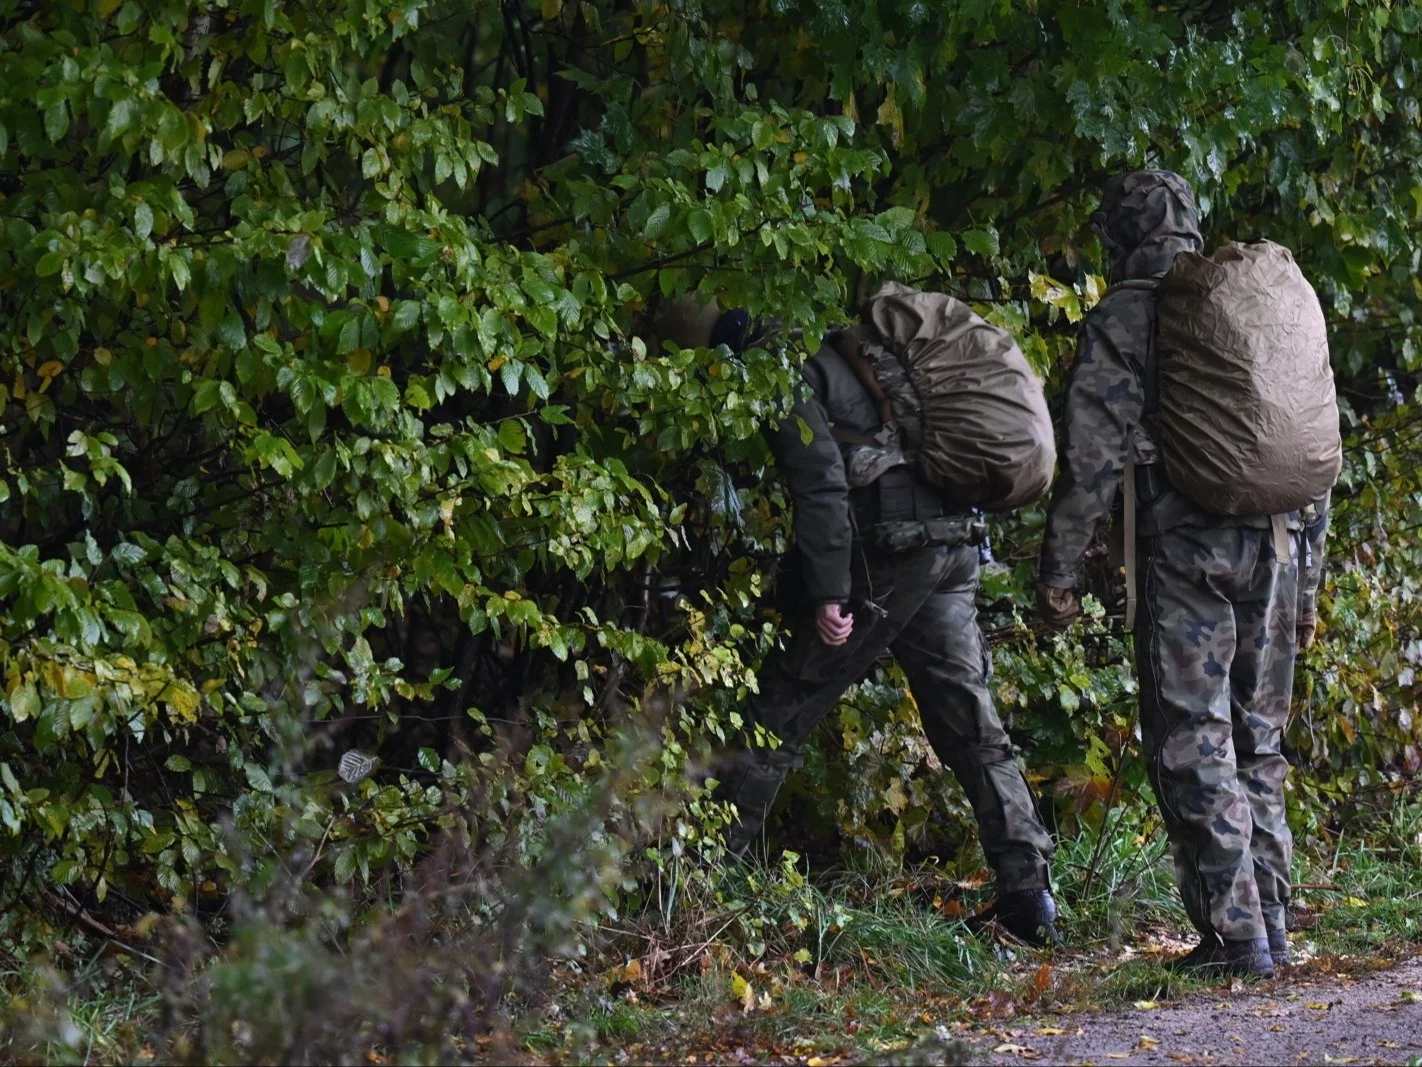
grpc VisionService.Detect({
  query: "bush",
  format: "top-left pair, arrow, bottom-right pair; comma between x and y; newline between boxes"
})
2,0 -> 1422,977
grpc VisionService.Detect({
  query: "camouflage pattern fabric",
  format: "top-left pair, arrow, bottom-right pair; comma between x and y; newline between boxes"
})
1137,523 -> 1298,941
720,543 -> 1055,892
1039,169 -> 1332,944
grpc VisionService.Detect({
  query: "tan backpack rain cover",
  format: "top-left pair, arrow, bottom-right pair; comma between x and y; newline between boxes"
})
863,283 -> 1056,512
1154,240 -> 1341,515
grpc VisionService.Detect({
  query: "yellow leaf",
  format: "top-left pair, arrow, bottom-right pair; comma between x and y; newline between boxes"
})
875,88 -> 904,148
730,973 -> 749,998
1139,1035 -> 1160,1048
163,682 -> 201,724
620,958 -> 642,982
93,347 -> 112,366
347,349 -> 372,374
1107,1055 -> 1131,1061
376,366 -> 391,379
883,777 -> 908,814
1134,1000 -> 1159,1011
375,295 -> 389,313
1036,1028 -> 1066,1036
1307,1002 -> 1330,1010
37,360 -> 63,379
1343,896 -> 1367,906
488,355 -> 508,372
540,0 -> 563,19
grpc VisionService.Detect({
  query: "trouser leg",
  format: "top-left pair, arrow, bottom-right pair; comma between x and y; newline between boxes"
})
1230,531 -> 1298,935
1137,526 -> 1266,943
892,545 -> 1054,891
720,547 -> 939,855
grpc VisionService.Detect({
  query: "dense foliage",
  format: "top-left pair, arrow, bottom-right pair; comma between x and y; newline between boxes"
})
4,0 -> 1422,948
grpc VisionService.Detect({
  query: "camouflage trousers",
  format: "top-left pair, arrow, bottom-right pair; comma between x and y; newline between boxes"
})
720,543 -> 1054,891
1136,523 -> 1299,943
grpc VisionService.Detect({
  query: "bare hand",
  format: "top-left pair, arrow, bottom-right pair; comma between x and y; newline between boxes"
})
816,602 -> 854,647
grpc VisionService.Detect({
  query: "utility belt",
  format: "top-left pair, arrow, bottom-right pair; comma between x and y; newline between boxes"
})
1123,459 -> 1312,631
871,515 -> 988,554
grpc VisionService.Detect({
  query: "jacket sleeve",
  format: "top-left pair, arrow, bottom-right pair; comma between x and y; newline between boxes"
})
1038,310 -> 1145,589
1301,490 -> 1331,614
765,374 -> 853,605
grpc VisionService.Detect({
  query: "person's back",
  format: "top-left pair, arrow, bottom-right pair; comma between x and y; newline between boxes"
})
1037,171 -> 1333,978
665,297 -> 1061,946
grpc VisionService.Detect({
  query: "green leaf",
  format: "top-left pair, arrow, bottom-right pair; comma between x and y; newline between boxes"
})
500,359 -> 523,396
7,681 -> 39,723
962,227 -> 1000,256
498,419 -> 527,454
134,201 -> 153,240
44,102 -> 69,143
643,203 -> 672,240
687,208 -> 713,244
337,315 -> 361,355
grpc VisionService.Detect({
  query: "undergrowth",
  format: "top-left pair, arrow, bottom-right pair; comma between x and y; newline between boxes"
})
9,810 -> 1422,1066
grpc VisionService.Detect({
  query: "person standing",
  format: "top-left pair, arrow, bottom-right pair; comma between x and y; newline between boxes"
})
1037,170 -> 1335,977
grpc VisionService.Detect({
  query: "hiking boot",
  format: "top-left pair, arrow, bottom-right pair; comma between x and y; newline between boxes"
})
994,889 -> 1061,947
1168,936 -> 1275,979
1267,929 -> 1292,969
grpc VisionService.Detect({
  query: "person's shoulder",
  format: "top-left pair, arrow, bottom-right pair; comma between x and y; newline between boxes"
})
1081,284 -> 1156,352
1086,281 -> 1157,321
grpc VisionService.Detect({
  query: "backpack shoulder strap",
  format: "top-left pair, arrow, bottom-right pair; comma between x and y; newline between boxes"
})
829,329 -> 897,427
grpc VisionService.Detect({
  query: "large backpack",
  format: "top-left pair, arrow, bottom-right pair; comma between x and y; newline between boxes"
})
831,283 -> 1056,512
1124,240 -> 1341,515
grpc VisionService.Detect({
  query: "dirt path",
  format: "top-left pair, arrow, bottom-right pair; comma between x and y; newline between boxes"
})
965,955 -> 1422,1066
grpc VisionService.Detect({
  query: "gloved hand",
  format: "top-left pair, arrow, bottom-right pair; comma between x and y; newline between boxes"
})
1297,604 -> 1317,649
816,602 -> 854,647
1036,583 -> 1081,632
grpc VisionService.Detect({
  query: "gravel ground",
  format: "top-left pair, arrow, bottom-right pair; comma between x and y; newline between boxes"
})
965,955 -> 1422,1066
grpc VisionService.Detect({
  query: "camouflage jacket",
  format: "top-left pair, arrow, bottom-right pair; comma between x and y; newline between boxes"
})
1039,170 -> 1331,605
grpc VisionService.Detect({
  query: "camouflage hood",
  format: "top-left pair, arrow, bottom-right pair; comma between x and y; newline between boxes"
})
1092,170 -> 1203,284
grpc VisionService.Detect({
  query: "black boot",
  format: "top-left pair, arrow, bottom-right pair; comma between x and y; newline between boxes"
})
993,889 -> 1061,947
1168,936 -> 1274,979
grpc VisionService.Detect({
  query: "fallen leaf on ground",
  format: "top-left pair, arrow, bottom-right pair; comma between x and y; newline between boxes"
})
1307,1001 -> 1330,1010
1107,1054 -> 1131,1060
1270,1024 -> 1285,1032
1139,1035 -> 1161,1048
1036,1027 -> 1066,1035
994,1044 -> 1032,1054
806,1058 -> 838,1067
1380,1040 -> 1401,1048
1134,1000 -> 1160,1011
